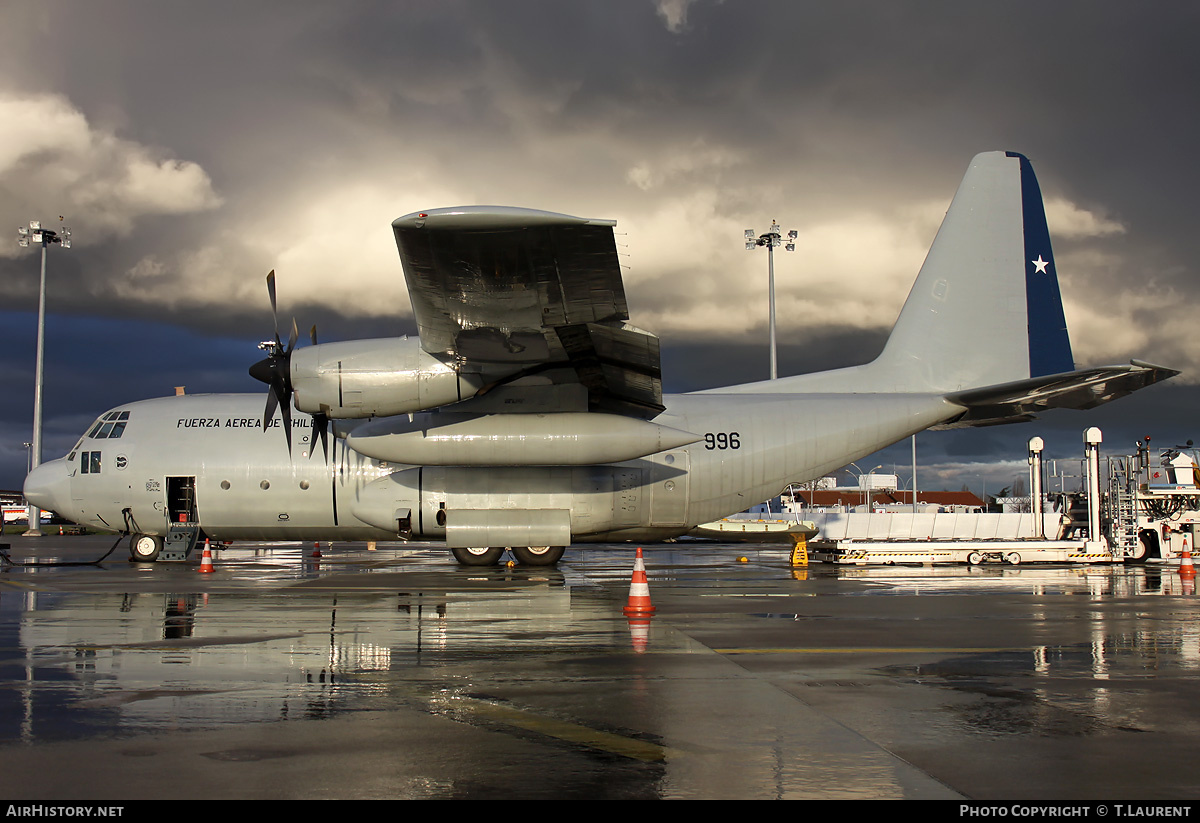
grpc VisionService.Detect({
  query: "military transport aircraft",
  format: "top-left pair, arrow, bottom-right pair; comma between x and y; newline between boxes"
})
23,151 -> 1177,565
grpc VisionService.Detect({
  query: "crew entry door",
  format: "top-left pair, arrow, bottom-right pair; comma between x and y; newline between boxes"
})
166,476 -> 197,525
162,476 -> 201,560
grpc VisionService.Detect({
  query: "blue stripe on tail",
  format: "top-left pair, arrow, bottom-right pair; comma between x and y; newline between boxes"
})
1007,152 -> 1074,377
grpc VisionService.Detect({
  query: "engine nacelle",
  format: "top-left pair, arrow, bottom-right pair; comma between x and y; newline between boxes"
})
291,337 -> 481,419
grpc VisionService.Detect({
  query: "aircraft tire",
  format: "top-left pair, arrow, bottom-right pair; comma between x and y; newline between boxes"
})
511,546 -> 565,566
450,546 -> 505,566
130,534 -> 163,563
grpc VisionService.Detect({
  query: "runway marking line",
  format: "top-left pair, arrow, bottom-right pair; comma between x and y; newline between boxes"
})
452,696 -> 672,763
713,647 -> 1014,655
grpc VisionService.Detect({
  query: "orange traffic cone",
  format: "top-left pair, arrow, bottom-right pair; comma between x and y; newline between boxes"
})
198,539 -> 215,574
312,541 -> 322,558
1179,536 -> 1195,579
627,616 -> 651,654
623,547 -> 656,617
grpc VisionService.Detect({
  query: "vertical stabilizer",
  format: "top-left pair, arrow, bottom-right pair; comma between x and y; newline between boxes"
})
701,151 -> 1174,429
873,150 -> 1074,392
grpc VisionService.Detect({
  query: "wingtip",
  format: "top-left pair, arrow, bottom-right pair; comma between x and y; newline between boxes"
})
1129,359 -> 1183,381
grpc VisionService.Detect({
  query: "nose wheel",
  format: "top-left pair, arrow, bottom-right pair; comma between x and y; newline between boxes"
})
129,534 -> 163,562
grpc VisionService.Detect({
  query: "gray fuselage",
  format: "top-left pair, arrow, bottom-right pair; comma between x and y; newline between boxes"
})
30,388 -> 958,544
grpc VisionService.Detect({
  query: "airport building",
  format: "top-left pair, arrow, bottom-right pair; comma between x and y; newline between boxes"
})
749,482 -> 986,516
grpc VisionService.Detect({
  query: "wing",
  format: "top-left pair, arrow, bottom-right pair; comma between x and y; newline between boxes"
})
392,206 -> 663,418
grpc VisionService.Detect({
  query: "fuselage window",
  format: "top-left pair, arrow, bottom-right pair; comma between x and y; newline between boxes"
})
80,451 -> 101,474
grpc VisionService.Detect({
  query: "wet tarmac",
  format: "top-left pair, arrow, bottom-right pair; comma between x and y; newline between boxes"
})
1,535 -> 1199,800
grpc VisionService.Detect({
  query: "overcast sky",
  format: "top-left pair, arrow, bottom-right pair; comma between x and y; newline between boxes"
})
2,0 -> 1197,495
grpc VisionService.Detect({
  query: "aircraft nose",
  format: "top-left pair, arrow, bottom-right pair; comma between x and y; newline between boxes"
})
23,459 -> 71,517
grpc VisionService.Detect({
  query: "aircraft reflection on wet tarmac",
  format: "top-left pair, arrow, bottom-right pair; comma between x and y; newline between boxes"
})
1,537 -> 1199,799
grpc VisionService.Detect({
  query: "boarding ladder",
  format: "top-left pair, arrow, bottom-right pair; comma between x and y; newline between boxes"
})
1105,456 -> 1139,560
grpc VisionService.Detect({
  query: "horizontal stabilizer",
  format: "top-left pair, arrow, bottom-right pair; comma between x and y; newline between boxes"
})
938,360 -> 1179,428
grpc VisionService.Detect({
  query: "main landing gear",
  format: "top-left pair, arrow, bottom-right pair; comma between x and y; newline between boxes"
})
450,546 -> 566,567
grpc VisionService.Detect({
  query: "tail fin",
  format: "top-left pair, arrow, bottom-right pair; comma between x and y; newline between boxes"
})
717,151 -> 1177,416
875,150 -> 1072,392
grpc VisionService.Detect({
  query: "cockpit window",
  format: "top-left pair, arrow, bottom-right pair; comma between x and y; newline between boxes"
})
87,410 -> 130,439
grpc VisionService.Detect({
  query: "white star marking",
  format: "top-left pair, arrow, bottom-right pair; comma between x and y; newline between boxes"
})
1032,255 -> 1050,274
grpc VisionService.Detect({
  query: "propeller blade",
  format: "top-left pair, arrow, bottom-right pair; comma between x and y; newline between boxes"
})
310,412 -> 330,463
263,384 -> 278,433
278,384 -> 293,457
266,270 -> 279,345
310,324 -> 318,346
256,269 -> 302,459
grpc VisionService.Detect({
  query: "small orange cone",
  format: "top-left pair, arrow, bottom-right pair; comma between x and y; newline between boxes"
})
623,547 -> 656,617
312,541 -> 322,558
1179,536 -> 1195,578
198,539 -> 215,574
627,616 -> 651,654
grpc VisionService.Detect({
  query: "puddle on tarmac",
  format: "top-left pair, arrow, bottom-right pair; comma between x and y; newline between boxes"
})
0,584 -> 641,744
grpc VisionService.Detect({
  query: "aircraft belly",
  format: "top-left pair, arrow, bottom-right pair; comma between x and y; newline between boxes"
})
423,466 -> 624,539
350,465 -> 662,542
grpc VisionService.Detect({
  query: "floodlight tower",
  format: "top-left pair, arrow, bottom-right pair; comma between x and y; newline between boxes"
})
16,219 -> 71,536
745,221 -> 796,379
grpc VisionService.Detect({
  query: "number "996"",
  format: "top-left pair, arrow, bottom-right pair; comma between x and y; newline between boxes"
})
704,432 -> 740,450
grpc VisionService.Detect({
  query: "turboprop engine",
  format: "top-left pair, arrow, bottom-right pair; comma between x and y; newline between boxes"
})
345,411 -> 702,466
290,336 -> 482,419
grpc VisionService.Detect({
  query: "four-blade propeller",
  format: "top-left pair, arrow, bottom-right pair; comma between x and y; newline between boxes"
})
248,270 -> 329,461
